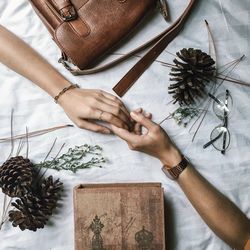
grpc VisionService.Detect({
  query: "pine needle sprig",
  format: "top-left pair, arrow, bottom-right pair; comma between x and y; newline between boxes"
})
35,145 -> 106,173
160,107 -> 202,127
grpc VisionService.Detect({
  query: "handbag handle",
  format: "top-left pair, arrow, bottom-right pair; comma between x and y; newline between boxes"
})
113,0 -> 196,97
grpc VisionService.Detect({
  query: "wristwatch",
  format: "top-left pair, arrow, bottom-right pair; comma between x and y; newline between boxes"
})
162,156 -> 189,180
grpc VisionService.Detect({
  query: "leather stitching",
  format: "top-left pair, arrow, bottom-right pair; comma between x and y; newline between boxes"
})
77,0 -> 90,10
68,18 -> 91,37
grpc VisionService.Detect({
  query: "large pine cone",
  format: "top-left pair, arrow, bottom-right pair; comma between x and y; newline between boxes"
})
169,48 -> 216,106
9,176 -> 63,231
0,156 -> 33,197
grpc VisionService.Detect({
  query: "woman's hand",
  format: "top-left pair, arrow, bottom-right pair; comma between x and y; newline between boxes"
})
111,110 -> 182,167
58,88 -> 133,134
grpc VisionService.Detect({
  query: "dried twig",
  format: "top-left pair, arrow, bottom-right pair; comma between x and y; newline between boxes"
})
16,138 -> 24,156
190,55 -> 244,142
37,143 -> 66,184
7,109 -> 14,160
26,127 -> 29,159
0,124 -> 73,143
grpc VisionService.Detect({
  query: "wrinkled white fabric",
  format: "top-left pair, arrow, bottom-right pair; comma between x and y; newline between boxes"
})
0,0 -> 250,249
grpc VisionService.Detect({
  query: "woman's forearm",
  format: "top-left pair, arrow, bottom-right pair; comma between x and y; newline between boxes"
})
178,166 -> 250,250
0,25 -> 133,133
0,25 -> 69,97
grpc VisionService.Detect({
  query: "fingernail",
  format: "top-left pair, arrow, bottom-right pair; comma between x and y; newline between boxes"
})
135,108 -> 142,113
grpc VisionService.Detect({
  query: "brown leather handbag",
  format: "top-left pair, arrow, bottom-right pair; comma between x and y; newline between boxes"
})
29,0 -> 196,97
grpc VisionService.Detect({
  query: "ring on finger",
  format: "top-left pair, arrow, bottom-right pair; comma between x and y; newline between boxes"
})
98,111 -> 104,121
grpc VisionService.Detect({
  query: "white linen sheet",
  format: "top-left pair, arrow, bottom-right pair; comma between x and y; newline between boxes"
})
0,0 -> 250,249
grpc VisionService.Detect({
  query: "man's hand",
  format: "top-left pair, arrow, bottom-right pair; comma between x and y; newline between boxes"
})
58,88 -> 133,134
111,110 -> 182,167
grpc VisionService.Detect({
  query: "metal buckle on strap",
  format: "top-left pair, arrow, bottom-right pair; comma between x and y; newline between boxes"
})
60,5 -> 77,21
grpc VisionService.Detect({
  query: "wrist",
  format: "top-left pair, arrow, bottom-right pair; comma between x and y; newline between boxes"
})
54,83 -> 80,105
48,79 -> 71,98
159,146 -> 182,168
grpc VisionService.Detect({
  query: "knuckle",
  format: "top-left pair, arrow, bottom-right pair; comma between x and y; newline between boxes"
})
94,92 -> 102,98
114,96 -> 121,102
84,106 -> 92,114
137,116 -> 144,123
114,107 -> 121,116
90,98 -> 98,106
97,93 -> 103,98
106,113 -> 113,121
152,124 -> 161,132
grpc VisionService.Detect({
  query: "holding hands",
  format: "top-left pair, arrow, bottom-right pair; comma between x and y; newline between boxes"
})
111,109 -> 182,168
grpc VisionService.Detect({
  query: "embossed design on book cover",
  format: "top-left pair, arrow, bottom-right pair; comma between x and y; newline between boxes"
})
135,226 -> 154,250
90,215 -> 106,250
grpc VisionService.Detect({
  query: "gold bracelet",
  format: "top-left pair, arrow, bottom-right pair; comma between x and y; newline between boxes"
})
54,83 -> 80,103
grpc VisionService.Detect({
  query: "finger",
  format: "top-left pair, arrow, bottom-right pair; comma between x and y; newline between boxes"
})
100,91 -> 120,102
144,112 -> 152,119
77,120 -> 111,134
95,110 -> 129,129
134,122 -> 142,135
111,125 -> 140,144
103,98 -> 132,123
130,111 -> 155,130
133,108 -> 143,135
134,108 -> 143,113
96,98 -> 131,127
100,91 -> 132,120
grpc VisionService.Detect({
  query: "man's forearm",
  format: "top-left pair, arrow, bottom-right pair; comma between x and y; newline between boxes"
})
0,25 -> 69,97
177,165 -> 250,249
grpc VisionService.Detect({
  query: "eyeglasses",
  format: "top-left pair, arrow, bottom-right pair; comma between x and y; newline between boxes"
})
203,90 -> 233,154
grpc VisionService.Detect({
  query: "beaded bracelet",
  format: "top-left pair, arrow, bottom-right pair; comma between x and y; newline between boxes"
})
54,83 -> 80,103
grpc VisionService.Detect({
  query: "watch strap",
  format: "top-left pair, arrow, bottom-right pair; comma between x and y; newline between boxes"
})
162,156 -> 189,180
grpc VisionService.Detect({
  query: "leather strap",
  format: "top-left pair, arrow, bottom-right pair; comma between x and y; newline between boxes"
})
58,28 -> 168,75
51,0 -> 77,21
113,0 -> 196,97
59,0 -> 196,97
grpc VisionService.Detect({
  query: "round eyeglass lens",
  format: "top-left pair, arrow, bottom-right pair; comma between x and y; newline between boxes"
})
212,92 -> 233,119
210,126 -> 230,151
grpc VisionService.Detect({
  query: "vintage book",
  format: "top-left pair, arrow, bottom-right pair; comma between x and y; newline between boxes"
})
74,183 -> 165,250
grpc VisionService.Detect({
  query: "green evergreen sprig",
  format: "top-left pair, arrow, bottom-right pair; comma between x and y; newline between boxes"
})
171,107 -> 201,127
35,145 -> 106,173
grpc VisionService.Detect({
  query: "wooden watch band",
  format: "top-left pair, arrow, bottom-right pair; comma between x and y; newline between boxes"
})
162,157 -> 189,180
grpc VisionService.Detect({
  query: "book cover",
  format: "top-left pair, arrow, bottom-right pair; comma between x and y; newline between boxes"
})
74,183 -> 165,250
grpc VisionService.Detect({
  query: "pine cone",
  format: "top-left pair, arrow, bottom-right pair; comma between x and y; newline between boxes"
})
9,176 -> 63,231
169,48 -> 216,106
0,156 -> 34,197
9,194 -> 48,231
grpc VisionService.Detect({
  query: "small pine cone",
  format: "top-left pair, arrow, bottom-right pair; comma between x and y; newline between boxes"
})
39,176 -> 63,213
169,48 -> 216,106
0,156 -> 33,197
9,176 -> 63,231
9,194 -> 49,231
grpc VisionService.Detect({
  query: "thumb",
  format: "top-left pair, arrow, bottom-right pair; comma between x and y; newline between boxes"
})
130,111 -> 155,130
